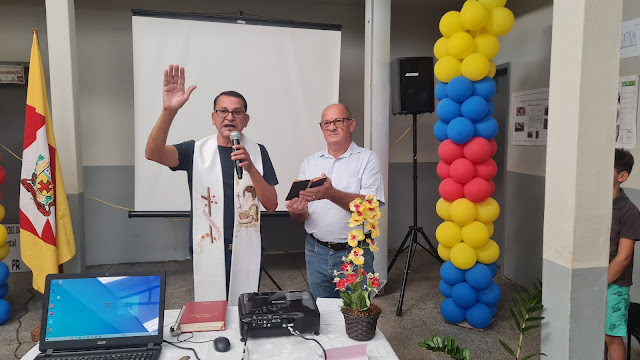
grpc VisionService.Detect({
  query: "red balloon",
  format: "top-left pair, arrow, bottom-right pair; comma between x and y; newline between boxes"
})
0,166 -> 5,186
438,139 -> 464,164
489,139 -> 498,157
475,158 -> 497,180
439,178 -> 465,202
449,158 -> 475,184
463,137 -> 492,164
437,161 -> 451,180
464,178 -> 491,203
489,179 -> 496,196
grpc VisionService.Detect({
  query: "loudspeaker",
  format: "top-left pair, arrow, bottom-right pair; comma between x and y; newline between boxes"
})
391,57 -> 435,115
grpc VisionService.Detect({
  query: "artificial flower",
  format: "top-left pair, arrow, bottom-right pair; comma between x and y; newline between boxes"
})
349,247 -> 365,265
370,277 -> 380,288
348,212 -> 364,227
336,279 -> 347,290
349,198 -> 365,212
365,221 -> 381,238
345,273 -> 357,284
340,262 -> 353,272
348,228 -> 365,247
367,238 -> 380,252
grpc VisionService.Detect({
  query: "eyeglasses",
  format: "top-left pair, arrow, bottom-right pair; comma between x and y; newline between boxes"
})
214,109 -> 246,119
319,118 -> 351,129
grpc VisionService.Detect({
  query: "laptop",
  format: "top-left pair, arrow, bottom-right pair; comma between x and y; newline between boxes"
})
36,271 -> 166,360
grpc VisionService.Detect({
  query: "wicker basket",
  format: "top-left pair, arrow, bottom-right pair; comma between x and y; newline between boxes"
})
341,303 -> 382,341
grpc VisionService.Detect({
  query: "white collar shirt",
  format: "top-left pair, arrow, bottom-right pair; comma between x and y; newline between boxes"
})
299,142 -> 385,243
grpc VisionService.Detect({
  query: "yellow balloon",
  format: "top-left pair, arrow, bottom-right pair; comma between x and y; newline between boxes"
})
450,243 -> 478,270
0,204 -> 4,223
475,197 -> 500,223
468,28 -> 486,37
0,224 -> 6,243
434,37 -> 450,60
478,0 -> 507,9
461,52 -> 490,81
474,33 -> 500,59
438,244 -> 452,262
476,239 -> 500,264
436,198 -> 453,221
461,221 -> 490,248
436,221 -> 463,248
435,56 -> 462,83
450,198 -> 477,226
439,11 -> 466,38
0,242 -> 8,261
485,7 -> 515,37
488,61 -> 496,78
460,1 -> 489,31
486,222 -> 495,237
448,32 -> 475,60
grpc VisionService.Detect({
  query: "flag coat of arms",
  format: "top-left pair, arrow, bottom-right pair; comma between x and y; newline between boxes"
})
20,32 -> 76,293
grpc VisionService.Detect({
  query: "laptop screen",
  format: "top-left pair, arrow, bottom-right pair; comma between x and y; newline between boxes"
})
44,275 -> 162,342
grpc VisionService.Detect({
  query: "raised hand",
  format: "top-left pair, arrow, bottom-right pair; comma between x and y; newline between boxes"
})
162,64 -> 197,111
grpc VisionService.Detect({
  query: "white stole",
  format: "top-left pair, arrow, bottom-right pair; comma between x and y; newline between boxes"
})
192,133 -> 263,303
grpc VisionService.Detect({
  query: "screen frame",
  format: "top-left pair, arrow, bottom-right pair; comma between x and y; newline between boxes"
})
39,271 -> 166,352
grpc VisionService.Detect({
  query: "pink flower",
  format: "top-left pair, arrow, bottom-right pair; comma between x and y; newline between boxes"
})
336,279 -> 347,290
341,262 -> 352,272
345,273 -> 357,284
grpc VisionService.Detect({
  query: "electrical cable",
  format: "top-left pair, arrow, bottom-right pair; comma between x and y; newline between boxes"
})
14,289 -> 37,359
286,323 -> 326,360
162,340 -> 201,360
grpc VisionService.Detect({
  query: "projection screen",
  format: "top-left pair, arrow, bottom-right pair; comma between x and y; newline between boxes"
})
132,12 -> 341,212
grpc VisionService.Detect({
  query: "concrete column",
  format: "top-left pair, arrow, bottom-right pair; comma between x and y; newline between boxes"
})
542,0 -> 623,358
45,0 -> 85,272
364,0 -> 390,286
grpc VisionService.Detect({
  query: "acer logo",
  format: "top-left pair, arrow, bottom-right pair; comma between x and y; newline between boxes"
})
404,72 -> 419,77
97,341 -> 107,345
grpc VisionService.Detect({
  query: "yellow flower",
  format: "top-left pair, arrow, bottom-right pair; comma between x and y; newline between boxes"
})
367,238 -> 380,252
364,194 -> 379,209
348,229 -> 365,247
349,198 -> 364,212
364,208 -> 381,223
348,212 -> 364,227
365,221 -> 381,238
348,247 -> 365,265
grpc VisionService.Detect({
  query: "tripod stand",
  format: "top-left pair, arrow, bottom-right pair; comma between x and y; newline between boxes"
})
387,113 -> 443,316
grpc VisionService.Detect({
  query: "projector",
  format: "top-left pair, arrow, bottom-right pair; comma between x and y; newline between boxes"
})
238,291 -> 320,341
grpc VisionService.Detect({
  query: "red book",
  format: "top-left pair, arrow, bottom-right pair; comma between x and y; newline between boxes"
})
178,300 -> 227,332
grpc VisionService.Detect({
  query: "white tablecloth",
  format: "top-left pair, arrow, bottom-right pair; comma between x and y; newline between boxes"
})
22,299 -> 398,360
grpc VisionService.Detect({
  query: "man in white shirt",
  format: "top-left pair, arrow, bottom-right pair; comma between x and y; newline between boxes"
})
286,104 -> 385,298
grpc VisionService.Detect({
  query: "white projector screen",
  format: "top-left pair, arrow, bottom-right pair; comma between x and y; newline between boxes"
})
132,13 -> 341,212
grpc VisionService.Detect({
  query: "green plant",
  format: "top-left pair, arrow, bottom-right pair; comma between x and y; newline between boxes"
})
499,280 -> 546,360
418,335 -> 471,360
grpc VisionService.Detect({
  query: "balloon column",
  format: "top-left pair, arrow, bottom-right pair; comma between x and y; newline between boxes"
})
0,153 -> 9,325
433,0 -> 513,329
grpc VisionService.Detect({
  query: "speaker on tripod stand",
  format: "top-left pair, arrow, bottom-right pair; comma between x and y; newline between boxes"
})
388,57 -> 443,316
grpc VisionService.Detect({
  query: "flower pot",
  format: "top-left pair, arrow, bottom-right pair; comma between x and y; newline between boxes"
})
341,303 -> 382,341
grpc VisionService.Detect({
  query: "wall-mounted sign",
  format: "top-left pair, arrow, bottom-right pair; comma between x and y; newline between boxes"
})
621,18 -> 640,59
0,65 -> 25,84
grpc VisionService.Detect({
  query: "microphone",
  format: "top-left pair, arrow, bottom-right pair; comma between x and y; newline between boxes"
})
230,131 -> 243,180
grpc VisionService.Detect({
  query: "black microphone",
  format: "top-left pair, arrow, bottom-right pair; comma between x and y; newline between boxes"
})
230,131 -> 243,180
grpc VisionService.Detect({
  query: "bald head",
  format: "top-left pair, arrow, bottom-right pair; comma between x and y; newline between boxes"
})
321,103 -> 352,120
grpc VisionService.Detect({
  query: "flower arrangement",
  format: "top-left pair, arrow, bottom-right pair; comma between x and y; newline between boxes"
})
333,194 -> 382,312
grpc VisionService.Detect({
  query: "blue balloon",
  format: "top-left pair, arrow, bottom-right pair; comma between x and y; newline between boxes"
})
451,282 -> 478,309
473,77 -> 497,100
434,120 -> 449,142
0,283 -> 7,299
461,96 -> 489,122
447,117 -> 475,144
441,298 -> 466,323
440,279 -> 453,298
441,261 -> 466,286
486,262 -> 498,278
466,303 -> 493,329
474,116 -> 499,140
465,263 -> 493,290
436,98 -> 462,123
435,82 -> 449,101
489,304 -> 498,317
0,263 -> 8,285
486,101 -> 494,116
0,299 -> 10,325
477,282 -> 501,306
447,76 -> 474,103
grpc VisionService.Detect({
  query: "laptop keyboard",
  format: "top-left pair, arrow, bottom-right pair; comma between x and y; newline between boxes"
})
48,351 -> 156,360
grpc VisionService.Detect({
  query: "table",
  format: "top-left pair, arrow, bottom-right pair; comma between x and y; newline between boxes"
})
22,299 -> 398,359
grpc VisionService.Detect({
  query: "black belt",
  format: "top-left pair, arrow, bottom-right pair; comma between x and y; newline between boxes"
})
311,234 -> 349,251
